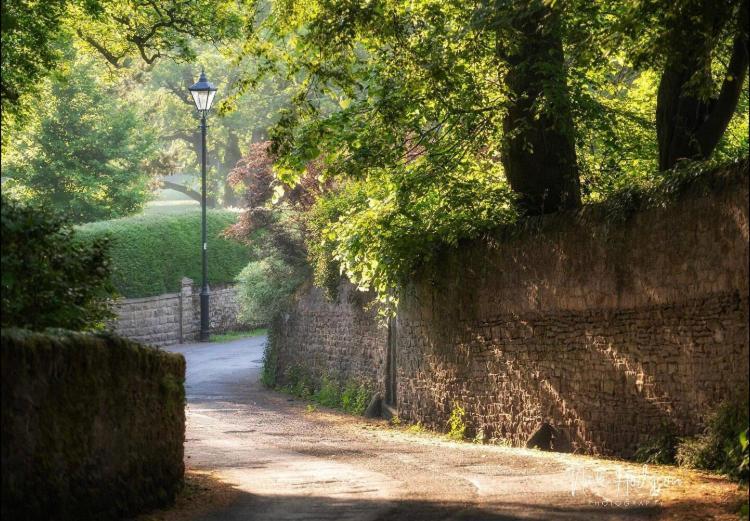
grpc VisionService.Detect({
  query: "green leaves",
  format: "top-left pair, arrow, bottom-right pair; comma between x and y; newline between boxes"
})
0,197 -> 117,331
306,161 -> 518,310
2,56 -> 156,223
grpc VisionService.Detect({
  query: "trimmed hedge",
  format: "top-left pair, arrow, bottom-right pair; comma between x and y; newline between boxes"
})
76,210 -> 252,298
1,328 -> 186,520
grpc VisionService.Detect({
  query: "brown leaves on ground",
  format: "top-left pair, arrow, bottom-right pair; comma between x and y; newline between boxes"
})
133,469 -> 242,521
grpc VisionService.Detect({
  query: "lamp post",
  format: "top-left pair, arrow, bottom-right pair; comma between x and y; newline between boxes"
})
188,70 -> 217,342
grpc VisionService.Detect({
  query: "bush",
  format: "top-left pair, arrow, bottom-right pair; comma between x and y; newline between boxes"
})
235,256 -> 306,325
76,210 -> 252,298
275,365 -> 372,416
633,423 -> 679,465
1,197 -> 116,330
315,375 -> 341,408
633,401 -> 749,482
675,401 -> 749,481
260,332 -> 279,388
341,381 -> 370,415
447,403 -> 468,441
283,364 -> 314,398
1,328 -> 185,520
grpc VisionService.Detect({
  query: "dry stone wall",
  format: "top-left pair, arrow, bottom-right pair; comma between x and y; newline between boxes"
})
110,278 -> 249,346
1,329 -> 185,520
271,165 -> 750,457
271,282 -> 387,394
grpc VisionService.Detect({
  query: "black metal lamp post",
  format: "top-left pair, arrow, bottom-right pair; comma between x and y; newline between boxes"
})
188,70 -> 217,342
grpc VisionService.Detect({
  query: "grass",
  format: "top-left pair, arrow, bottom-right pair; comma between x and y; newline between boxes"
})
210,328 -> 268,343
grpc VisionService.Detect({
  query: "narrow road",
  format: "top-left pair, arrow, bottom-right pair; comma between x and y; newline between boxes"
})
165,337 -> 735,521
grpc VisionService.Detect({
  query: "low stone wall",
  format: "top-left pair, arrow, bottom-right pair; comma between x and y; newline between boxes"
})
271,163 -> 749,457
1,329 -> 185,520
110,278 -> 249,346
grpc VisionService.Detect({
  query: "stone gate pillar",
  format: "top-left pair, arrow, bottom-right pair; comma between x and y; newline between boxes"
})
179,277 -> 194,343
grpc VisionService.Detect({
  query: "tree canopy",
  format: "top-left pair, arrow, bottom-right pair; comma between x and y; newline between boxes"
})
1,0 -> 748,307
2,53 -> 158,223
220,0 -> 748,305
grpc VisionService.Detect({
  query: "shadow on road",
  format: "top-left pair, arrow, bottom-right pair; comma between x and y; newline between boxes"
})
189,478 -> 662,521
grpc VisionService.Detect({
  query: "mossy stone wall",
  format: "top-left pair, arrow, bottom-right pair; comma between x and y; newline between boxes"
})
1,329 -> 186,520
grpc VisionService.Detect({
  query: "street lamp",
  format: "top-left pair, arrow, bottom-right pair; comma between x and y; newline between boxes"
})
188,69 -> 217,342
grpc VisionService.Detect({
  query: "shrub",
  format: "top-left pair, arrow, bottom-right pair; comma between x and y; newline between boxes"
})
675,401 -> 749,481
341,381 -> 370,415
235,256 -> 306,325
260,334 -> 279,388
633,423 -> 679,465
1,197 -> 116,330
447,403 -> 467,441
76,210 -> 252,298
314,376 -> 341,408
283,364 -> 314,398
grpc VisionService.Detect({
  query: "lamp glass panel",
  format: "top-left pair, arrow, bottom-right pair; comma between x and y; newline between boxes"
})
205,90 -> 216,111
190,90 -> 209,111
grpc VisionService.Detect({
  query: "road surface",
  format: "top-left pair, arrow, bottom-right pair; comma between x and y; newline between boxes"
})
165,337 -> 740,521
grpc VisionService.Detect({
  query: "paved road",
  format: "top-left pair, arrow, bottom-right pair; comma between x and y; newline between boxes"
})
165,337 -> 710,521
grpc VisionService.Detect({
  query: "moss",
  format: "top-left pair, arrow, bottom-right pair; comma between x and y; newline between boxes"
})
1,328 -> 186,520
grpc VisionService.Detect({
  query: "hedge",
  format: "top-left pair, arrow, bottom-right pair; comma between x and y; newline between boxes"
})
76,210 -> 251,298
1,328 -> 186,520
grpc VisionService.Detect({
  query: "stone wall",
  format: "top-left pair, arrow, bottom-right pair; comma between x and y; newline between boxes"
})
1,329 -> 185,520
110,278 -> 250,346
271,282 -> 387,395
271,164 -> 749,457
394,167 -> 748,456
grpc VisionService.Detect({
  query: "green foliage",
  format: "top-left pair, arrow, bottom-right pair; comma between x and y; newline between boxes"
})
228,0 -> 748,308
406,422 -> 426,434
675,401 -> 749,482
634,399 -> 750,482
235,256 -> 307,325
1,0 -> 244,132
307,169 -> 517,311
276,365 -> 372,416
1,328 -> 185,520
340,381 -> 370,415
76,210 -> 251,298
1,196 -> 116,331
447,403 -> 467,441
2,57 -> 157,223
260,332 -> 279,388
314,376 -> 341,408
283,365 -> 314,398
633,423 -> 679,465
0,0 -> 68,129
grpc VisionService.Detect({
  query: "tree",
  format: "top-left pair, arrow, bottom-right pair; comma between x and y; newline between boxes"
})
2,58 -> 158,223
235,0 -> 587,216
624,0 -> 749,170
0,0 -> 68,131
0,0 -> 244,132
0,196 -> 116,331
136,50 -> 293,208
498,0 -> 580,212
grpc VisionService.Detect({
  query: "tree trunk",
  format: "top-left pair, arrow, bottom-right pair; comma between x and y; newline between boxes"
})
657,0 -> 749,171
500,2 -> 581,215
161,180 -> 217,208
